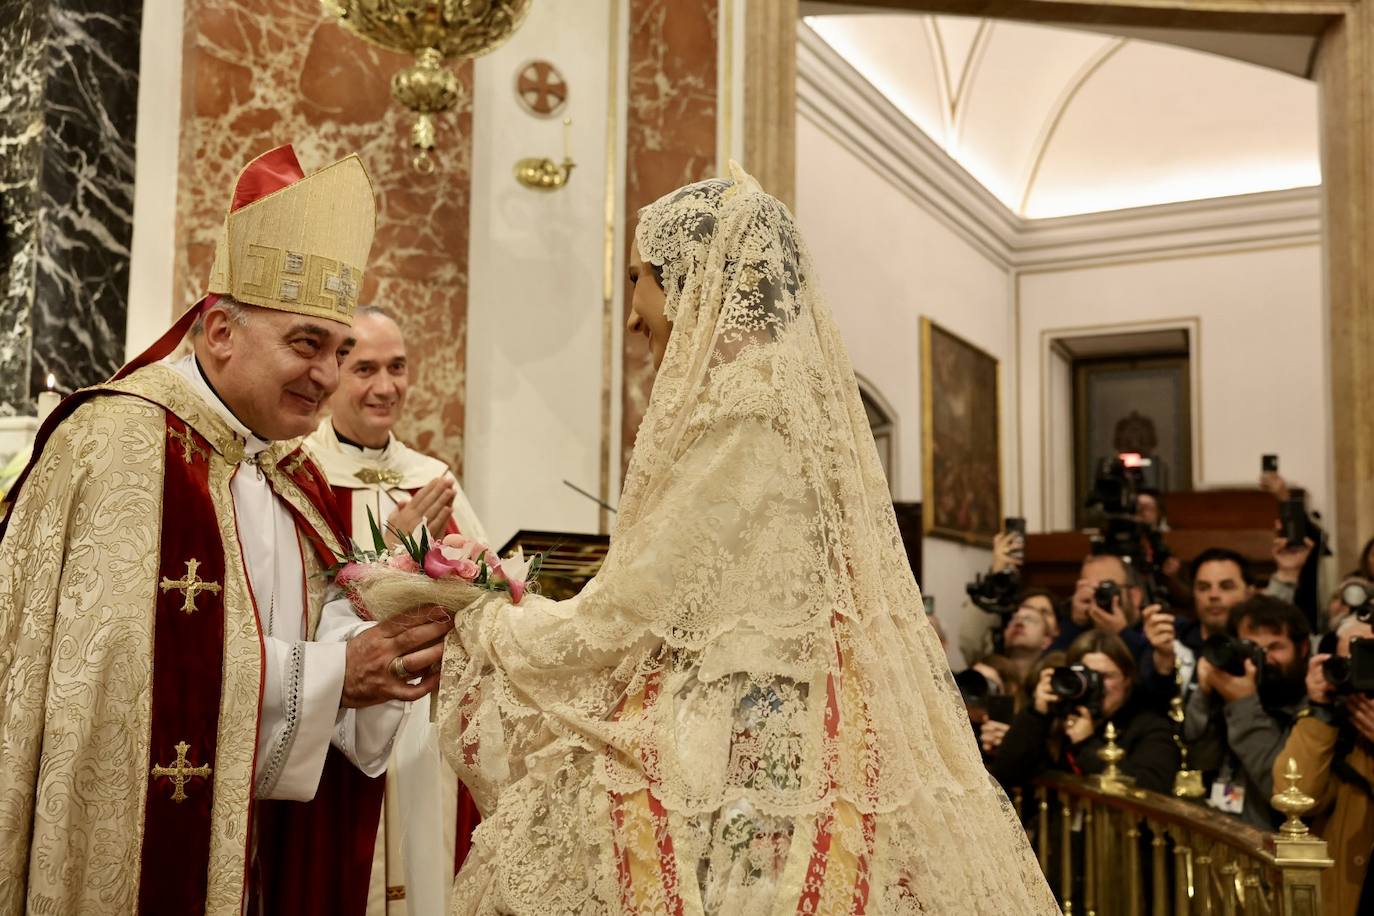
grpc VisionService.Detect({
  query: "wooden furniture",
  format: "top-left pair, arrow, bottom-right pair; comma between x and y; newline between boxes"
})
1022,490 -> 1279,598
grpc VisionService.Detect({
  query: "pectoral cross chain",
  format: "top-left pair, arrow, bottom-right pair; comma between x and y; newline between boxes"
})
159,558 -> 222,614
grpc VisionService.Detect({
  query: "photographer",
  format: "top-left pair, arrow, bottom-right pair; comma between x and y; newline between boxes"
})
958,525 -> 1052,663
958,654 -> 1028,762
1049,553 -> 1149,658
1183,594 -> 1311,829
990,631 -> 1178,795
1271,617 -> 1374,916
1140,544 -> 1310,709
1002,589 -> 1059,685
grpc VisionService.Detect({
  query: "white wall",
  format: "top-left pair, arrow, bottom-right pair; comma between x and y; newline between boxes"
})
796,115 -> 1014,653
465,0 -> 617,548
1017,243 -> 1330,530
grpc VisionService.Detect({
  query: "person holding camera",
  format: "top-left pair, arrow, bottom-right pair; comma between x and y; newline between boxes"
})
1048,553 -> 1150,658
1183,594 -> 1311,829
1271,616 -> 1374,916
1139,544 -> 1310,710
990,631 -> 1178,795
958,526 -> 1038,663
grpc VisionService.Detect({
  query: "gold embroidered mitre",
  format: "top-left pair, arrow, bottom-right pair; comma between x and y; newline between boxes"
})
206,148 -> 376,326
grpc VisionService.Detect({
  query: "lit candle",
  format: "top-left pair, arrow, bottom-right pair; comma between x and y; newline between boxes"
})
36,374 -> 59,423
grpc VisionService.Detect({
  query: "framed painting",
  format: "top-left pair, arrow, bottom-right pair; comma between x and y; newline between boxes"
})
921,318 -> 1002,546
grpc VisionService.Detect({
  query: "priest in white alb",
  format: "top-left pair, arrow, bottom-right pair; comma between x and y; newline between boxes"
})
306,306 -> 485,914
0,145 -> 451,915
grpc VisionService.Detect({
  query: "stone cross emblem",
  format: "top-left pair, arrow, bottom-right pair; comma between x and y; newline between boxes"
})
159,558 -> 223,614
151,740 -> 213,803
516,60 -> 568,117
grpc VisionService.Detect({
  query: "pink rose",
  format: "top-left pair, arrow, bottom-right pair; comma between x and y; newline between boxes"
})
424,544 -> 480,581
386,551 -> 420,573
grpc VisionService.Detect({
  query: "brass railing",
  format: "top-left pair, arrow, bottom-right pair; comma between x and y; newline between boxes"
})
1013,765 -> 1332,916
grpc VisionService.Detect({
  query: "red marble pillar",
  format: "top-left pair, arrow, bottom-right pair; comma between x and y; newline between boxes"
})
621,0 -> 718,477
174,2 -> 473,474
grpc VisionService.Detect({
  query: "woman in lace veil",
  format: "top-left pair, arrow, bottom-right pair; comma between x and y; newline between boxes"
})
436,163 -> 1060,915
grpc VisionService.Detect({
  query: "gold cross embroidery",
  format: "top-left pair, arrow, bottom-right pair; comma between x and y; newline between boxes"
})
159,559 -> 222,614
285,452 -> 309,477
150,740 -> 212,803
166,426 -> 207,464
355,467 -> 403,487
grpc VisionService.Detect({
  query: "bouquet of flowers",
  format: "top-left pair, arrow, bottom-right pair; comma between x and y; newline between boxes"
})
335,510 -> 541,623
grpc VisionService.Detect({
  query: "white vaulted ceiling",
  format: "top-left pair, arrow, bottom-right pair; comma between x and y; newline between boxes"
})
805,14 -> 1321,218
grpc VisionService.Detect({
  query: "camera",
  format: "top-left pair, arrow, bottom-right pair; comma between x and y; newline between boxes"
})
1279,488 -> 1310,548
1201,634 -> 1266,678
1049,665 -> 1105,718
954,668 -> 1016,725
1093,580 -> 1120,613
1320,639 -> 1374,696
966,568 -> 1021,619
1340,579 -> 1374,624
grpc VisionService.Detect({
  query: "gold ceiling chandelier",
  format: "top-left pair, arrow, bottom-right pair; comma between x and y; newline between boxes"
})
322,0 -> 533,172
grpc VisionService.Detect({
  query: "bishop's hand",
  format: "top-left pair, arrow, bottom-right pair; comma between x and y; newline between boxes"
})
385,474 -> 456,546
342,605 -> 453,707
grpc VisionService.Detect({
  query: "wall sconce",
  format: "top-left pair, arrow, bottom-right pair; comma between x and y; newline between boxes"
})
515,117 -> 575,190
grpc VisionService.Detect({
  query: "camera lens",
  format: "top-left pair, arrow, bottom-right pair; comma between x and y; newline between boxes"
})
1049,666 -> 1088,700
1094,581 -> 1120,612
1323,655 -> 1352,688
1202,634 -> 1253,677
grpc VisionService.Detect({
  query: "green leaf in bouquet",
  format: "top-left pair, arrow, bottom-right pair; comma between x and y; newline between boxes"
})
366,506 -> 387,554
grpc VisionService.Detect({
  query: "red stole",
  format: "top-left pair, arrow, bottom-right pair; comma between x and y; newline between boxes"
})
138,414 -> 229,914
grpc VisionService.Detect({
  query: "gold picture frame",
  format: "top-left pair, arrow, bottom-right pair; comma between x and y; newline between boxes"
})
921,318 -> 1003,546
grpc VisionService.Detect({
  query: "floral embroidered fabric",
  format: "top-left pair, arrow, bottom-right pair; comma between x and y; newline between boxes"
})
437,164 -> 1060,915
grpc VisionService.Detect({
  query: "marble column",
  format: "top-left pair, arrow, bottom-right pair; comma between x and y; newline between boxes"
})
175,2 -> 474,475
621,0 -> 719,475
1316,9 -> 1374,574
744,0 -> 798,212
0,0 -> 141,415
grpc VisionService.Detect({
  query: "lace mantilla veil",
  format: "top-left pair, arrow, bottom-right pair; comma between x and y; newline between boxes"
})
437,163 -> 1061,915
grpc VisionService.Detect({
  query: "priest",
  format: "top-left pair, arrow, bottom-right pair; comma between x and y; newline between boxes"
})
0,145 -> 449,915
306,305 -> 484,914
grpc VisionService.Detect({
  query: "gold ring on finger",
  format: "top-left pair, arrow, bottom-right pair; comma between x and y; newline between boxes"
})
390,655 -> 411,680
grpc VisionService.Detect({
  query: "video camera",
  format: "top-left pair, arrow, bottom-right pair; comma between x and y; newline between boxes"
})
967,569 -> 1022,619
1321,639 -> 1374,696
1201,634 -> 1266,678
1049,665 -> 1105,719
1086,454 -> 1172,585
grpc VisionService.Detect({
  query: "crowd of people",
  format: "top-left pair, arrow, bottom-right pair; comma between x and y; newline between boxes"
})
952,480 -> 1374,916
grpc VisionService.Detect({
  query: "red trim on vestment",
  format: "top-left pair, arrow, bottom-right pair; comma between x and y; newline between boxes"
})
275,448 -> 351,570
137,415 -> 227,915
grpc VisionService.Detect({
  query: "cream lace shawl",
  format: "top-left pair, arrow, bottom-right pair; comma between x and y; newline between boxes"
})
436,165 -> 1060,915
